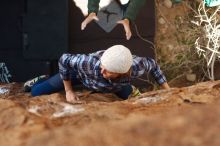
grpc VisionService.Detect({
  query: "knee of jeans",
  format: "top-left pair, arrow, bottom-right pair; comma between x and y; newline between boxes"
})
31,86 -> 42,96
31,83 -> 50,96
31,90 -> 39,97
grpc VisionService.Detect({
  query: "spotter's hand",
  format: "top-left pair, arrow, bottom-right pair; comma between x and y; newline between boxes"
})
81,12 -> 99,30
117,19 -> 132,40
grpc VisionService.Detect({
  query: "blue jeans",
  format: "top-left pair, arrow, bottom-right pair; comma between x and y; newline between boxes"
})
31,73 -> 132,100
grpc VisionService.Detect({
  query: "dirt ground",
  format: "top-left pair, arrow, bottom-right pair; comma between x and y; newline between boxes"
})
0,80 -> 220,146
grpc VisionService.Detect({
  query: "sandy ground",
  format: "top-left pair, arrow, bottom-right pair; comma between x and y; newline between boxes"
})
0,80 -> 220,146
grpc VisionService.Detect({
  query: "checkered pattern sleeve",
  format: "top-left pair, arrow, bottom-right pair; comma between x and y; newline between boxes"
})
143,57 -> 167,85
58,53 -> 81,80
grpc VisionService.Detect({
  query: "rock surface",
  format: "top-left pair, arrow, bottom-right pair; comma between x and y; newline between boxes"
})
0,80 -> 220,146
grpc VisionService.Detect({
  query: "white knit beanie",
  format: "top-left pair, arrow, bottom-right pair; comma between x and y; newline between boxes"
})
100,45 -> 133,73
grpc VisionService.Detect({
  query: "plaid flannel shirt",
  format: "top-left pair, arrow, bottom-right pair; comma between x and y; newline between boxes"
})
58,50 -> 167,92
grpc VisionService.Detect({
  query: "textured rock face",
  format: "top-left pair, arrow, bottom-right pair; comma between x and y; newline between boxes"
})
0,80 -> 220,146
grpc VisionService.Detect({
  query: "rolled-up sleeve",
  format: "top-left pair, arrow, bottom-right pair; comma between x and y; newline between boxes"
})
58,53 -> 80,80
143,57 -> 167,85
